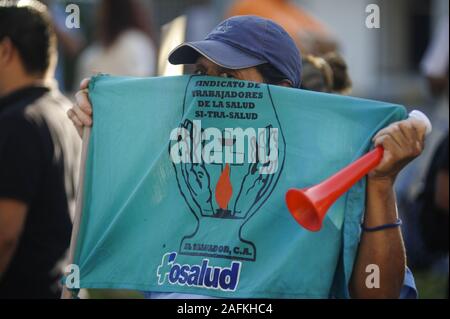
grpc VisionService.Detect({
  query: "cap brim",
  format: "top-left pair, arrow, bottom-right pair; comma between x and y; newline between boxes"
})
168,40 -> 267,69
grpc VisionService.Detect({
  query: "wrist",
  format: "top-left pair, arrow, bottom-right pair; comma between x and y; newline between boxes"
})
367,175 -> 396,189
361,218 -> 402,232
364,176 -> 398,228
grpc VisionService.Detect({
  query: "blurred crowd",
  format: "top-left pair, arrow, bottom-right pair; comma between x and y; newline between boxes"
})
0,0 -> 448,299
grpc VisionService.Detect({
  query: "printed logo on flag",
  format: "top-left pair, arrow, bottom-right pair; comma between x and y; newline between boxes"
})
156,252 -> 241,291
168,77 -> 286,262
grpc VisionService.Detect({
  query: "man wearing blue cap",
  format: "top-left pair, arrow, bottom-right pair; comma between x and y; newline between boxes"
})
68,16 -> 425,299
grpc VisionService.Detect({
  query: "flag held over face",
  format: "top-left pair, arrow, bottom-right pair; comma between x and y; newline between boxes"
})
70,74 -> 405,298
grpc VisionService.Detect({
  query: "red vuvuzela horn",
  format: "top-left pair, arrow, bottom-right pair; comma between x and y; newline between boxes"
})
285,110 -> 433,232
285,146 -> 384,232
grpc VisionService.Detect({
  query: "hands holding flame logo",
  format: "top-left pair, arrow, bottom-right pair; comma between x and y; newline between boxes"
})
171,119 -> 277,220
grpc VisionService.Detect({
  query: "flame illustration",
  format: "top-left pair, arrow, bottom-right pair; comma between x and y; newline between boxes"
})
215,164 -> 233,209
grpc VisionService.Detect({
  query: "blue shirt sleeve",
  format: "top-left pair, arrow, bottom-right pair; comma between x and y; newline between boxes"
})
399,267 -> 418,299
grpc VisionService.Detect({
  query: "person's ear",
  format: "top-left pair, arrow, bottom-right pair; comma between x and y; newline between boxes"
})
0,38 -> 14,66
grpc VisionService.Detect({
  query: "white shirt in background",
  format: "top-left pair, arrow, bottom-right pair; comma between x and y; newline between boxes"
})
76,29 -> 156,83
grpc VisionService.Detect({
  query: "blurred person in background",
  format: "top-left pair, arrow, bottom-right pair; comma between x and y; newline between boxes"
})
321,52 -> 353,95
418,133 -> 449,284
300,55 -> 334,93
419,13 -> 449,165
414,131 -> 449,298
185,0 -> 217,42
415,130 -> 449,298
421,17 -> 449,100
227,0 -> 337,55
75,0 -> 156,84
396,13 -> 448,283
300,52 -> 352,95
0,1 -> 80,298
43,0 -> 86,92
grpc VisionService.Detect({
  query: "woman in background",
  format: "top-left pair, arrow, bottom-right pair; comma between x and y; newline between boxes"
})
300,52 -> 352,95
76,0 -> 156,83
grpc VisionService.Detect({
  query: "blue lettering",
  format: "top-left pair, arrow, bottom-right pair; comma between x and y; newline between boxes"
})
204,267 -> 220,288
157,252 -> 241,291
187,266 -> 201,285
219,262 -> 240,290
169,264 -> 180,283
178,265 -> 190,284
199,260 -> 208,286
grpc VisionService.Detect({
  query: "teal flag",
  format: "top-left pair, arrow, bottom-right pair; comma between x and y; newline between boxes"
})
72,75 -> 406,298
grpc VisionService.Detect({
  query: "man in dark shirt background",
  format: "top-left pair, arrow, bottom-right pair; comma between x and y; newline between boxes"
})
0,1 -> 80,298
419,133 -> 449,297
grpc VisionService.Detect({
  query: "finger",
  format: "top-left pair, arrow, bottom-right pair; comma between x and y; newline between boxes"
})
188,165 -> 200,194
373,125 -> 393,142
262,125 -> 272,157
373,135 -> 398,166
72,104 -> 92,126
181,159 -> 192,192
184,121 -> 194,161
80,77 -> 91,90
398,121 -> 423,156
183,119 -> 193,131
75,90 -> 93,115
372,119 -> 410,142
245,161 -> 258,175
400,121 -> 426,147
372,120 -> 401,141
67,109 -> 84,128
373,129 -> 404,151
191,164 -> 206,182
376,121 -> 416,155
374,117 -> 428,143
373,134 -> 402,159
249,136 -> 257,163
408,118 -> 428,144
388,123 -> 410,150
398,120 -> 417,142
75,126 -> 83,137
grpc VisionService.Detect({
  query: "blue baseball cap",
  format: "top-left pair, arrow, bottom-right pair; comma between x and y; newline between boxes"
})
169,15 -> 302,87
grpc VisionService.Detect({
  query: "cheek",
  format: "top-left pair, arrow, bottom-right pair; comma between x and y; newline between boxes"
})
237,71 -> 264,83
251,75 -> 264,83
233,67 -> 264,83
249,70 -> 265,83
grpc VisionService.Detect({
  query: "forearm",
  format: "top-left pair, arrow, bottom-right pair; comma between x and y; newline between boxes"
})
0,241 -> 18,279
350,178 -> 406,299
0,200 -> 27,280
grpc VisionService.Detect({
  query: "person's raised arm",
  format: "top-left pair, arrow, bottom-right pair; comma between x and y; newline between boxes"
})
0,200 -> 27,278
350,118 -> 427,298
